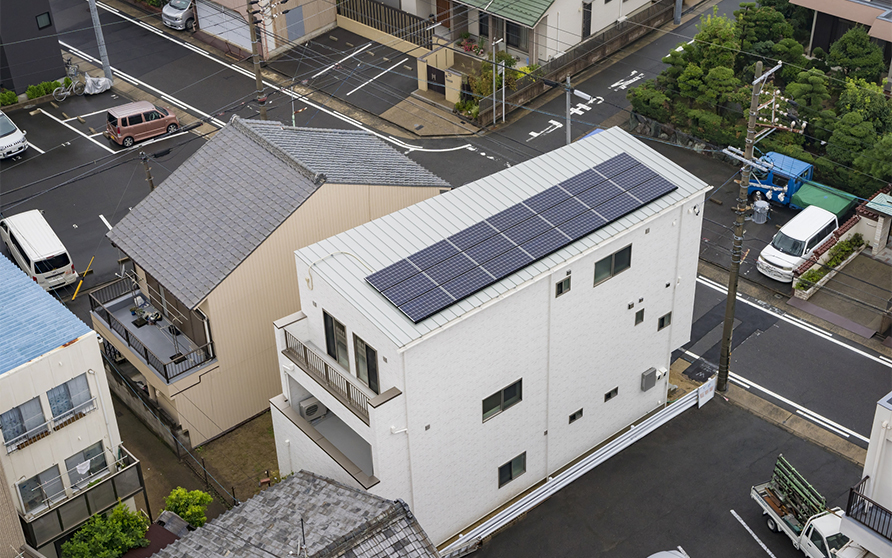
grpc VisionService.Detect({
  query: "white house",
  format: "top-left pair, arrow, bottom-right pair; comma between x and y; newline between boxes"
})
0,255 -> 146,558
269,127 -> 710,544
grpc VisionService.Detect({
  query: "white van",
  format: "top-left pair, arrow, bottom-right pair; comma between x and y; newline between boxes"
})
757,205 -> 838,282
0,210 -> 78,290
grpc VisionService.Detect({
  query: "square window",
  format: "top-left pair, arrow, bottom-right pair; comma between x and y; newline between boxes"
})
594,245 -> 632,286
658,312 -> 672,330
555,277 -> 571,297
498,452 -> 526,487
482,379 -> 522,421
36,12 -> 52,30
569,409 -> 583,424
604,387 -> 618,402
635,309 -> 644,325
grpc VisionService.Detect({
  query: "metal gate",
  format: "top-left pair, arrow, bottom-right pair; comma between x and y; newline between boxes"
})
427,66 -> 445,95
195,0 -> 252,52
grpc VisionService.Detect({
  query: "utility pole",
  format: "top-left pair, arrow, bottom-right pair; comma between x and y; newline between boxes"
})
566,75 -> 572,145
139,152 -> 155,191
248,6 -> 268,120
717,61 -> 782,392
491,37 -> 503,126
87,0 -> 113,81
674,0 -> 683,25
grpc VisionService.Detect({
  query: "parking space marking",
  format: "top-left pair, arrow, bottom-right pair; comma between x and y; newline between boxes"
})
347,57 -> 408,96
312,43 -> 371,78
28,142 -> 45,154
99,214 -> 113,231
63,109 -> 109,122
731,510 -> 777,557
37,109 -> 115,154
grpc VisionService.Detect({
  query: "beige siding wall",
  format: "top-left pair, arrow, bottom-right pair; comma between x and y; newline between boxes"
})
0,457 -> 25,558
169,183 -> 442,445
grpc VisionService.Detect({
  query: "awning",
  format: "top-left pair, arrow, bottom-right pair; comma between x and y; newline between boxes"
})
452,0 -> 554,29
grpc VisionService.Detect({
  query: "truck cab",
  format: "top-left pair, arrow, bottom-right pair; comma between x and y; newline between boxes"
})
748,152 -> 814,205
799,511 -> 850,558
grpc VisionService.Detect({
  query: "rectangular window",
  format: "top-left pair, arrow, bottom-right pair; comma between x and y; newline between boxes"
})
353,335 -> 380,395
635,309 -> 645,325
604,387 -> 618,402
569,409 -> 583,423
1,397 -> 47,446
506,21 -> 528,50
482,379 -> 522,421
498,452 -> 526,487
19,466 -> 65,513
65,442 -> 108,489
658,312 -> 672,330
593,245 -> 632,286
36,12 -> 52,30
127,114 -> 143,126
555,277 -> 571,297
582,2 -> 592,38
47,374 -> 93,421
323,312 -> 349,369
479,11 -> 489,38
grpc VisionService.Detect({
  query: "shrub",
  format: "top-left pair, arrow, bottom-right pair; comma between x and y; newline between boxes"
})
795,233 -> 864,290
0,90 -> 17,106
41,81 -> 61,96
26,85 -> 43,99
61,504 -> 149,558
164,487 -> 213,528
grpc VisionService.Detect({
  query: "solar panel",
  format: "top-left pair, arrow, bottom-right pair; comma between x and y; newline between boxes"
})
366,153 -> 679,323
408,239 -> 458,270
366,259 -> 419,292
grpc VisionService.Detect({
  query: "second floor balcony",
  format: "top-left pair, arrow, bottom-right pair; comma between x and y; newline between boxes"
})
4,397 -> 99,455
847,476 -> 892,543
90,277 -> 215,383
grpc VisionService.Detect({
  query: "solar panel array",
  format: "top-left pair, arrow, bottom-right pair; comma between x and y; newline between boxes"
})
366,153 -> 677,323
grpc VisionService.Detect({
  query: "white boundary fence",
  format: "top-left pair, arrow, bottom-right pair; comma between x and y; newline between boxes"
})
440,387 -> 704,557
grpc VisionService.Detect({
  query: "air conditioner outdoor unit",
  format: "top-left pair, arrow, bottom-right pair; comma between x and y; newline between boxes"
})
299,397 -> 328,421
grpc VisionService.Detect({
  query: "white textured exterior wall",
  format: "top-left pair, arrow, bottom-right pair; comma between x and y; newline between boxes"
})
0,333 -> 121,517
863,396 -> 892,510
274,193 -> 705,545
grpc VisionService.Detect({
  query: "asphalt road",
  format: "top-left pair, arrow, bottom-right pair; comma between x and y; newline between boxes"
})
473,395 -> 862,558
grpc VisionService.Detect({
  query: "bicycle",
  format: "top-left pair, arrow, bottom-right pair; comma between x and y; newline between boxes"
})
53,58 -> 86,101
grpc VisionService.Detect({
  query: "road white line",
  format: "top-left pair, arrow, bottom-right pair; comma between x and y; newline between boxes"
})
99,214 -> 113,231
63,108 -> 110,122
59,40 -> 226,128
730,376 -> 751,389
694,277 -> 892,370
347,57 -> 408,96
796,410 -> 850,438
312,43 -> 371,78
28,143 -> 45,154
37,109 -> 115,154
89,132 -> 105,138
731,510 -> 777,557
90,4 -> 473,154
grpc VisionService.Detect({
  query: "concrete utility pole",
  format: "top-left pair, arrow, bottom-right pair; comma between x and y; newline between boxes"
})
87,0 -> 113,81
491,38 -> 503,126
139,152 -> 155,191
248,8 -> 268,120
674,0 -> 683,25
717,61 -> 778,392
566,75 -> 572,145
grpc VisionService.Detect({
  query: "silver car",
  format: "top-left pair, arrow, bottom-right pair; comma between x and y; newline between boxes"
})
162,0 -> 194,31
0,111 -> 28,159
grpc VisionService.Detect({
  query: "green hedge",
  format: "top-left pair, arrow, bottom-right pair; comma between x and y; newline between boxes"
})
0,90 -> 18,106
25,81 -> 61,99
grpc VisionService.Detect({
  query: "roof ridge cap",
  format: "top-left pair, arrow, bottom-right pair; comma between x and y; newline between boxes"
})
230,116 -> 326,186
312,501 -> 404,558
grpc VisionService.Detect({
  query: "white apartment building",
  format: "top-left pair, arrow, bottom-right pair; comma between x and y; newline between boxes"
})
0,255 -> 146,558
270,127 -> 710,544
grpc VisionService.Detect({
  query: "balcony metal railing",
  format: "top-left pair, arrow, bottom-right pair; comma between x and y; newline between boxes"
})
89,278 -> 214,383
847,476 -> 892,542
3,419 -> 50,454
282,330 -> 370,425
51,397 -> 97,431
4,398 -> 100,454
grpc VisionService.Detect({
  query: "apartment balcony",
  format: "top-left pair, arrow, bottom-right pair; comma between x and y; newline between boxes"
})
842,476 -> 892,556
19,445 -> 146,550
4,397 -> 99,455
90,277 -> 215,383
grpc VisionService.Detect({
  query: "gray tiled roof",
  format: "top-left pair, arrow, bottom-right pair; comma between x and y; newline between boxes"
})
152,471 -> 439,558
237,120 -> 450,188
107,116 -> 448,310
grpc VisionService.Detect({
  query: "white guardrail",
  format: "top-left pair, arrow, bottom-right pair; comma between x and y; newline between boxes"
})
440,381 -> 713,557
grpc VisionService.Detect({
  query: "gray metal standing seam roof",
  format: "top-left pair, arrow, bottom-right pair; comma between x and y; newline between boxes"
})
295,127 -> 711,349
451,0 -> 554,28
107,116 -> 450,310
152,471 -> 440,558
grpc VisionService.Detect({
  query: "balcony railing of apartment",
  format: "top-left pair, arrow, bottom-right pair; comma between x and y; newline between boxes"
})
282,330 -> 370,425
847,476 -> 892,542
4,398 -> 98,454
20,445 -> 146,549
90,278 -> 214,383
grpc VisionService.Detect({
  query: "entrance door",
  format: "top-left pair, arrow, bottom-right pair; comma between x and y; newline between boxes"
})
428,66 -> 446,95
436,0 -> 450,28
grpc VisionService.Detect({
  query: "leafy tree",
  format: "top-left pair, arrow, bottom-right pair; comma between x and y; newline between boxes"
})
807,47 -> 830,73
836,77 -> 892,135
61,504 -> 149,558
826,111 -> 877,166
758,0 -> 813,45
677,63 -> 706,102
734,3 -> 793,53
786,68 -> 831,112
701,66 -> 746,115
164,487 -> 213,528
628,80 -> 671,122
687,10 -> 739,74
854,133 -> 892,184
658,47 -> 691,92
772,38 -> 808,85
827,26 -> 885,83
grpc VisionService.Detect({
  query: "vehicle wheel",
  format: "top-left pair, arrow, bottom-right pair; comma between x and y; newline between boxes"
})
73,81 -> 86,96
122,136 -> 135,148
167,123 -> 179,134
53,87 -> 69,102
766,517 -> 780,533
185,18 -> 195,31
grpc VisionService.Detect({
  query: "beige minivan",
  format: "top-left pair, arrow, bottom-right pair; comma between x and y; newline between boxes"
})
107,101 -> 179,148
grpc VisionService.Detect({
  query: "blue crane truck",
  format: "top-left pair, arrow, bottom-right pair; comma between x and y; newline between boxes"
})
748,152 -> 858,220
